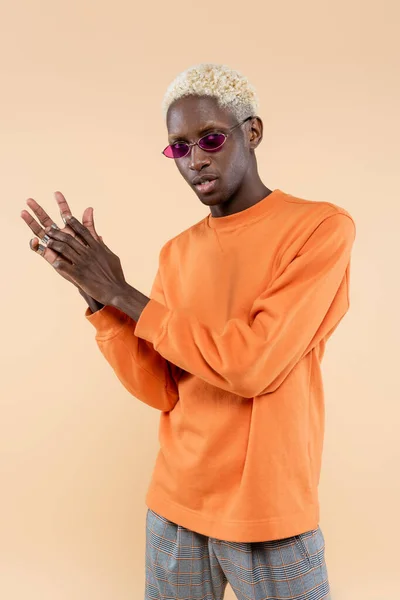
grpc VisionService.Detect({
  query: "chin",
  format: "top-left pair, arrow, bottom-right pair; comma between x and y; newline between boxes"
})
194,189 -> 226,206
199,196 -> 222,207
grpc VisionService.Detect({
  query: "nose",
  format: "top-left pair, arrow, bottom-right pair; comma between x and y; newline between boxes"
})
189,143 -> 211,171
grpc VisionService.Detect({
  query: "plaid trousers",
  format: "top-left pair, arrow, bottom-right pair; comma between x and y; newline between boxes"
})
145,509 -> 330,600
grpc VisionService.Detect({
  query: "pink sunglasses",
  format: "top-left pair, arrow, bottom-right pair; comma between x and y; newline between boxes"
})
162,116 -> 253,159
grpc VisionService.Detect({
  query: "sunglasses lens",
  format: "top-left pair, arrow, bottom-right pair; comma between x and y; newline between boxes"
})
199,133 -> 226,151
163,143 -> 189,158
163,133 -> 226,158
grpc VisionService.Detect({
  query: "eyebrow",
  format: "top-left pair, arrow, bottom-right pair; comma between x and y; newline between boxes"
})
168,122 -> 227,143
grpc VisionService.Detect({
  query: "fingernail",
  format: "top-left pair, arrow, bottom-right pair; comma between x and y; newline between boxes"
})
29,239 -> 35,250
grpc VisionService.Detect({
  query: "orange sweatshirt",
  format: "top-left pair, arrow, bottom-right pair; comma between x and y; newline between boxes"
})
85,189 -> 356,542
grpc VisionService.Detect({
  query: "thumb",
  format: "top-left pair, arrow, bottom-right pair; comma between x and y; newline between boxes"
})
82,206 -> 101,241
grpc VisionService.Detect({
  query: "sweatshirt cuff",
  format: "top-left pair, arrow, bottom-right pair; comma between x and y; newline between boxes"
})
134,298 -> 171,346
85,305 -> 130,341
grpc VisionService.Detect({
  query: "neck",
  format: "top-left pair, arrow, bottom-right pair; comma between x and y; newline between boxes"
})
209,162 -> 271,218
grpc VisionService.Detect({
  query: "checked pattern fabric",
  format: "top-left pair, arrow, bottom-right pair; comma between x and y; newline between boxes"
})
145,509 -> 330,600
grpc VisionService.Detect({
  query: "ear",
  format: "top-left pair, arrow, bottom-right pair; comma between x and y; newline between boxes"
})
248,117 -> 263,150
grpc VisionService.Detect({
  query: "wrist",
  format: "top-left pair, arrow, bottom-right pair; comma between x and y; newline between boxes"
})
110,282 -> 150,321
109,282 -> 135,308
79,289 -> 104,313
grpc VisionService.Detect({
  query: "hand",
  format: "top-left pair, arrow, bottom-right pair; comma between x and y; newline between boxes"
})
21,191 -> 104,309
43,215 -> 128,306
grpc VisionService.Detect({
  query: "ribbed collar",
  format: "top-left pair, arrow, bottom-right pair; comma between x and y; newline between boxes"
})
206,189 -> 282,231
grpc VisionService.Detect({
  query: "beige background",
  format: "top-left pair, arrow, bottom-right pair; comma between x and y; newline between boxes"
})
1,1 -> 399,598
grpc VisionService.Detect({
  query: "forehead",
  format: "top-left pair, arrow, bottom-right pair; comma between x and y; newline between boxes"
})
167,95 -> 235,138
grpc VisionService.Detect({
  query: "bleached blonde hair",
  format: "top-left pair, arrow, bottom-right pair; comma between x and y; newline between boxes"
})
162,63 -> 259,122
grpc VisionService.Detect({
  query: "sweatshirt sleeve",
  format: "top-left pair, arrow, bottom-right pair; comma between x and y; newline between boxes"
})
85,266 -> 182,412
134,213 -> 356,398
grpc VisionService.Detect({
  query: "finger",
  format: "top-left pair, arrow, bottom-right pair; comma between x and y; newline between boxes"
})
25,198 -> 57,231
64,215 -> 97,248
76,210 -> 109,251
53,191 -> 83,241
54,191 -> 73,225
21,210 -> 59,239
29,234 -> 64,265
21,209 -> 46,239
29,237 -> 40,251
82,207 -> 100,240
29,235 -> 79,291
46,227 -> 85,262
47,239 -> 81,263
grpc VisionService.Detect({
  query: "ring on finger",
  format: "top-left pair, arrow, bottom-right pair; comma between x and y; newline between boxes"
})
41,223 -> 59,245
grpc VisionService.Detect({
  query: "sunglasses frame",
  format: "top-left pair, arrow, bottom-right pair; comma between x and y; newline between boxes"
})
162,115 -> 254,159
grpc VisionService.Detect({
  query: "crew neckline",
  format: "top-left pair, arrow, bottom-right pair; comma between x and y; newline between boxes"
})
206,189 -> 282,230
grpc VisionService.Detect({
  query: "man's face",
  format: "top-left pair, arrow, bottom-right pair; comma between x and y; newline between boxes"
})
166,95 -> 253,207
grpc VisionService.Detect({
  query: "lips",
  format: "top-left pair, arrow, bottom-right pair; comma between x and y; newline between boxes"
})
192,175 -> 218,185
191,174 -> 219,195
194,179 -> 218,194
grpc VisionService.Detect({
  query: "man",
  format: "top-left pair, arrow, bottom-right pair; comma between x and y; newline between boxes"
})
22,63 -> 355,599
